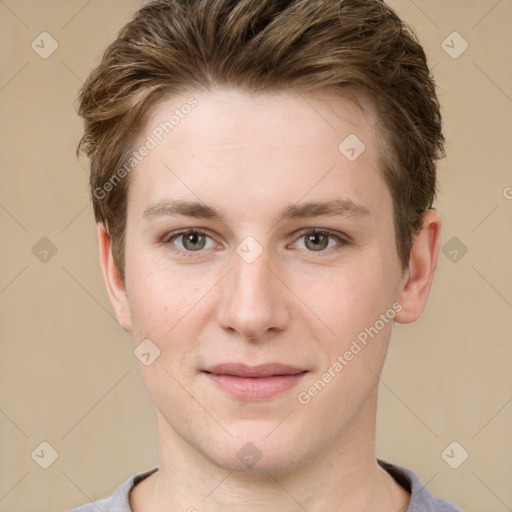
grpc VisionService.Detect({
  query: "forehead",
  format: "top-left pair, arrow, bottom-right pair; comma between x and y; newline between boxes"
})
127,86 -> 390,222
140,86 -> 377,148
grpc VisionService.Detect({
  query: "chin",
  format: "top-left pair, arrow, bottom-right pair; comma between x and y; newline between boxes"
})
213,447 -> 305,476
201,422 -> 311,475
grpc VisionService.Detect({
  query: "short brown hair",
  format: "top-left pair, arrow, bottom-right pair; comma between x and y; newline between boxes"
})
76,0 -> 445,280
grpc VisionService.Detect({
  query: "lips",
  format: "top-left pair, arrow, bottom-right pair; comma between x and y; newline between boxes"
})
202,363 -> 307,400
204,363 -> 306,378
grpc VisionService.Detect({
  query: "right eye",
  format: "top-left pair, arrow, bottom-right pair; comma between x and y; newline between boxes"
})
164,229 -> 217,255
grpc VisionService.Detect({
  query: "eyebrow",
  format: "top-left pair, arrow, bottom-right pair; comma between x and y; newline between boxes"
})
141,198 -> 371,222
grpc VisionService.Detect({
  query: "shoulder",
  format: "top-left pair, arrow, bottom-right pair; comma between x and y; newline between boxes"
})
69,496 -> 110,512
378,459 -> 461,512
68,467 -> 158,512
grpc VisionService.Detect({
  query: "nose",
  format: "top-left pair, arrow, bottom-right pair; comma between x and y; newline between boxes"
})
215,247 -> 290,341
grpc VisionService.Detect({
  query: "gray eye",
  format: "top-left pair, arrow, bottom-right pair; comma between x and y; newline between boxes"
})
304,232 -> 330,251
165,229 -> 217,255
181,232 -> 208,251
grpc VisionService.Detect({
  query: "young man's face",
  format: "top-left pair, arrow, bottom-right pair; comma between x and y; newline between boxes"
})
99,87 -> 439,473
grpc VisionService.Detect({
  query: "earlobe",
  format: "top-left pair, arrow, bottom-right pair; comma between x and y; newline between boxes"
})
394,209 -> 442,324
97,223 -> 133,333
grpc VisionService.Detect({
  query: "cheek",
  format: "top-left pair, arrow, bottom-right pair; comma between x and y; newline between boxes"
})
128,275 -> 198,337
310,261 -> 392,340
125,254 -> 221,357
126,269 -> 208,397
127,275 -> 169,337
304,264 -> 396,409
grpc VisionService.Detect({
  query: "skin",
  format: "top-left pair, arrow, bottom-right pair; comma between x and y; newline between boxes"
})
98,87 -> 441,512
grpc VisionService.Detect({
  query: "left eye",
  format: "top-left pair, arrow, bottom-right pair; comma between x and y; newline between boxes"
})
292,231 -> 345,252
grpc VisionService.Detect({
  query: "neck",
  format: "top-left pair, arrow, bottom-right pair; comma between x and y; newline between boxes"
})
130,389 -> 410,512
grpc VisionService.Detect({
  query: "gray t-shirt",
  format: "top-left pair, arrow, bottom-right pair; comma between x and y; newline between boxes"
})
69,459 -> 461,511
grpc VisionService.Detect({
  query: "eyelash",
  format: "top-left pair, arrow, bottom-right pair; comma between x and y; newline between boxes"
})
162,228 -> 351,258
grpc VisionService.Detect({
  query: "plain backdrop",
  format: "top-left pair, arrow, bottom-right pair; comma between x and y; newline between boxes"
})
0,1 -> 511,511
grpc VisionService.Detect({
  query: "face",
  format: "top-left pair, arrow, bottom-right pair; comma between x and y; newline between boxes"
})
99,87 -> 440,474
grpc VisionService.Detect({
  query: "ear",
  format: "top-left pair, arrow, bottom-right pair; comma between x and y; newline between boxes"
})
97,223 -> 133,333
394,209 -> 442,324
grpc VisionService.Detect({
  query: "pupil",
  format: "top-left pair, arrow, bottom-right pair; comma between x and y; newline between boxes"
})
184,232 -> 205,250
306,233 -> 328,251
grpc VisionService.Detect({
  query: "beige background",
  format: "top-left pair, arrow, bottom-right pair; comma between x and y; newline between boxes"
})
1,1 -> 511,511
